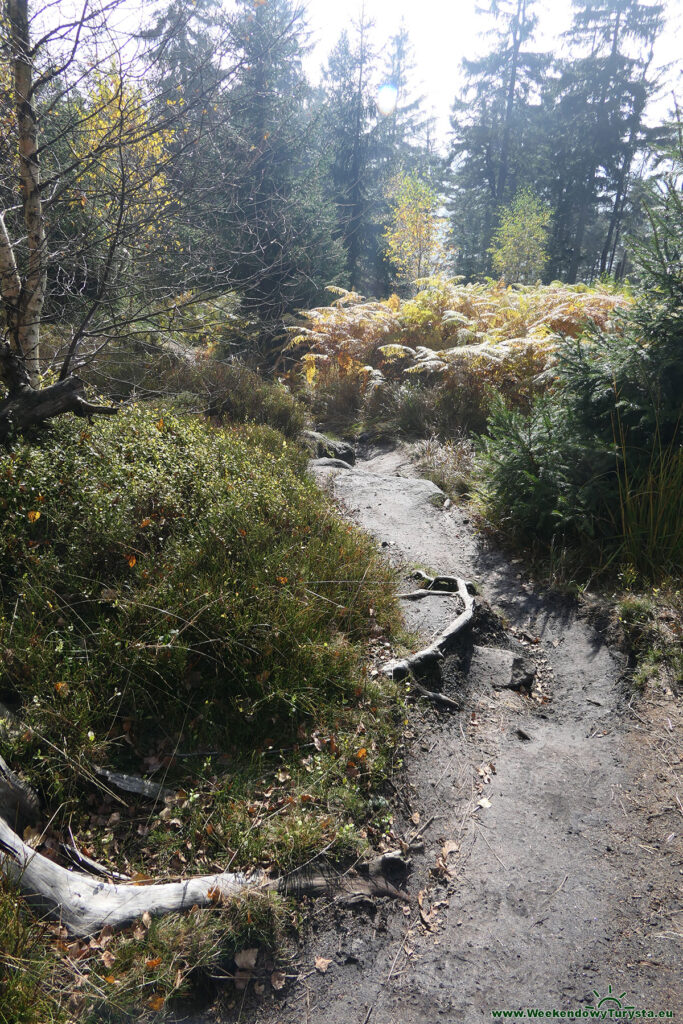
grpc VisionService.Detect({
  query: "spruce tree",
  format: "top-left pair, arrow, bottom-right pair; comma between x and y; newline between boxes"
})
546,0 -> 664,281
447,0 -> 548,279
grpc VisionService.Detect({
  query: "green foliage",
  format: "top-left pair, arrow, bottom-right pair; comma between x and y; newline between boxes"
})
479,313 -> 683,580
0,406 -> 398,814
0,878 -> 64,1024
85,347 -> 305,438
489,189 -> 550,284
383,173 -> 444,287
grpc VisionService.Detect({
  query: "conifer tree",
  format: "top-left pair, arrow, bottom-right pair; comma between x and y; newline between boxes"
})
447,0 -> 547,279
546,0 -> 664,281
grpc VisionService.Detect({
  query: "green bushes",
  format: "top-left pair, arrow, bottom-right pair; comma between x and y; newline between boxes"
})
0,406 -> 398,828
86,353 -> 305,438
0,407 -> 403,1020
478,127 -> 683,584
479,315 -> 683,581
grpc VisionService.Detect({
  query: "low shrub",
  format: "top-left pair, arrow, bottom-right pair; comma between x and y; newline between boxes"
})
478,323 -> 683,581
293,278 -> 613,439
412,435 -> 475,496
0,407 -> 403,1022
86,353 -> 305,438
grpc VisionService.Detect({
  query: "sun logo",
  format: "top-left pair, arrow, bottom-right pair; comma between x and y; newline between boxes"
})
592,985 -> 634,1011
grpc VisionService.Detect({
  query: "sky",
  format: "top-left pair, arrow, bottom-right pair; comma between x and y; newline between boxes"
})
301,0 -> 683,148
39,0 -> 683,148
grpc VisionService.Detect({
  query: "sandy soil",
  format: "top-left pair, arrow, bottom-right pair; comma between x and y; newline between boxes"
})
192,447 -> 681,1024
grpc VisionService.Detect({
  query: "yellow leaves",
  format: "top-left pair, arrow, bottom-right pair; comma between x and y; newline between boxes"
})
301,352 -> 319,384
140,518 -> 151,528
356,747 -> 367,760
148,995 -> 165,1011
145,957 -> 162,970
54,681 -> 70,697
384,172 -> 444,283
126,554 -> 137,568
27,510 -> 40,522
64,69 -> 173,234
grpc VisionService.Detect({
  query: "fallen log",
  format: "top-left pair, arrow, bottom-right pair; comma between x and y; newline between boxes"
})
0,813 -> 258,936
93,767 -> 175,804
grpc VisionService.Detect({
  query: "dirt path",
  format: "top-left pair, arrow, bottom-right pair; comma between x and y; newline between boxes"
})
209,448 -> 681,1024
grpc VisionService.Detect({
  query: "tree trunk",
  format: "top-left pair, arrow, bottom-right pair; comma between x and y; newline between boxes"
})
0,343 -> 117,441
7,0 -> 47,384
496,0 -> 525,204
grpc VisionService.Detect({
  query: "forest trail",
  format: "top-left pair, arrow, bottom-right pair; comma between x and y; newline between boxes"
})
237,447 -> 681,1024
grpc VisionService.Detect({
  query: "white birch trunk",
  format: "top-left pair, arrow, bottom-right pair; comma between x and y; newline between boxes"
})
7,0 -> 47,385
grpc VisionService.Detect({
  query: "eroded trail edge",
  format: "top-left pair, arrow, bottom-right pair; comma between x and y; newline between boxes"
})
247,448 -> 681,1024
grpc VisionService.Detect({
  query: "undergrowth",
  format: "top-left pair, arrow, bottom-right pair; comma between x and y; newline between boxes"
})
291,278 -> 626,438
0,407 -> 401,1020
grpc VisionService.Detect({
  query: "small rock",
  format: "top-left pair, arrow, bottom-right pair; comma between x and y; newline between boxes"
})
309,457 -> 353,469
468,645 -> 516,690
303,431 -> 356,465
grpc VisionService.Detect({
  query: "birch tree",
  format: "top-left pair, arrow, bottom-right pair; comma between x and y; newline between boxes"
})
0,0 -> 241,440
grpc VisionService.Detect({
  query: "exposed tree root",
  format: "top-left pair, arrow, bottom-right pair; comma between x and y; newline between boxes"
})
0,343 -> 117,442
0,774 -> 407,937
410,682 -> 461,711
383,574 -> 475,710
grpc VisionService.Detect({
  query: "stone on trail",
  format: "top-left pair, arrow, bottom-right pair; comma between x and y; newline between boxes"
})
303,430 -> 356,465
468,645 -> 516,690
309,457 -> 353,470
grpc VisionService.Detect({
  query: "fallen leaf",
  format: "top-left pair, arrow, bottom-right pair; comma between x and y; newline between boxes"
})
23,826 -> 42,848
27,510 -> 40,523
99,925 -> 114,947
133,924 -> 146,941
442,840 -> 460,858
146,957 -> 162,970
477,797 -> 492,809
104,975 -> 117,985
101,950 -> 116,969
148,995 -> 165,1011
356,747 -> 367,760
141,911 -> 152,929
315,956 -> 332,973
54,681 -> 69,697
270,969 -> 286,990
411,811 -> 421,825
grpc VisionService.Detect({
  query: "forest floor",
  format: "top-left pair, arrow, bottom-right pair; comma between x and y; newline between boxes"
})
192,444 -> 681,1024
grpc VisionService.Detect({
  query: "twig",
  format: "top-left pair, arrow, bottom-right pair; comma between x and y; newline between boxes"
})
408,813 -> 436,845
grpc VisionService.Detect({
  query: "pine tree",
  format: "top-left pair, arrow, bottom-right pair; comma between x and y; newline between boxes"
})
320,14 -> 378,292
447,0 -> 548,279
546,0 -> 664,281
184,0 -> 344,345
